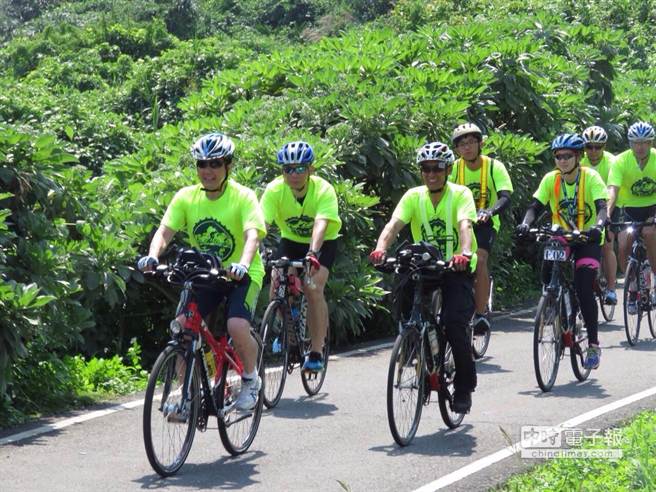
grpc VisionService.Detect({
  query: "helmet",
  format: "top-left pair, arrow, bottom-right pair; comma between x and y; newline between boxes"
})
277,141 -> 314,165
416,142 -> 454,166
627,121 -> 655,142
190,132 -> 235,161
451,123 -> 483,144
582,126 -> 608,144
551,133 -> 584,152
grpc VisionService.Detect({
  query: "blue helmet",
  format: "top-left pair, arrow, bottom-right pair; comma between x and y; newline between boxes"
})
416,141 -> 454,166
627,121 -> 655,142
190,132 -> 235,161
277,141 -> 314,165
551,133 -> 584,152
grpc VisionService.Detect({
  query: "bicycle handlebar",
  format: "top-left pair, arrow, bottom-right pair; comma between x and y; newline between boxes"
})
527,226 -> 591,244
374,250 -> 450,274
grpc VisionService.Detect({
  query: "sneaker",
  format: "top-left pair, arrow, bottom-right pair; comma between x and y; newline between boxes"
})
473,314 -> 490,335
584,345 -> 601,370
604,290 -> 617,305
452,390 -> 472,414
302,352 -> 324,372
235,376 -> 262,411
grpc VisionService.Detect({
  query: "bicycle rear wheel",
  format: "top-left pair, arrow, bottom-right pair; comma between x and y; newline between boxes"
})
300,296 -> 329,396
217,331 -> 264,455
387,328 -> 424,446
143,345 -> 199,477
438,339 -> 465,429
623,261 -> 641,346
570,317 -> 591,381
472,329 -> 490,360
533,294 -> 562,392
259,300 -> 289,409
596,274 -> 615,322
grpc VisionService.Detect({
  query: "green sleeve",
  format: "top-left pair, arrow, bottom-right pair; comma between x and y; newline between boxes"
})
161,189 -> 187,232
533,173 -> 553,206
492,160 -> 513,193
456,187 -> 477,223
588,169 -> 609,201
315,184 -> 340,223
243,190 -> 267,240
392,189 -> 415,224
448,164 -> 458,183
259,184 -> 277,225
607,156 -> 624,188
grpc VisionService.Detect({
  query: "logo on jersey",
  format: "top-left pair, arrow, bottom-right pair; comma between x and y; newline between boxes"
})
466,182 -> 489,208
631,177 -> 656,197
421,218 -> 459,257
557,199 -> 593,226
193,218 -> 235,261
286,215 -> 314,237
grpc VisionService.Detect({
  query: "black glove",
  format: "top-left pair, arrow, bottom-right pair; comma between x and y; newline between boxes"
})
587,226 -> 602,244
515,223 -> 530,237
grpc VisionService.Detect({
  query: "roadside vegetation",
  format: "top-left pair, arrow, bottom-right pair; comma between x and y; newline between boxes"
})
2,0 -> 656,425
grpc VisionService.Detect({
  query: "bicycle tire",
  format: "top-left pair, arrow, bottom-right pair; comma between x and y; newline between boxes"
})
438,339 -> 465,429
533,294 -> 562,392
647,301 -> 655,338
570,318 -> 591,381
259,300 -> 289,409
472,329 -> 490,360
300,296 -> 329,396
596,274 -> 615,322
217,331 -> 265,455
387,328 -> 424,446
143,345 -> 199,477
623,261 -> 641,346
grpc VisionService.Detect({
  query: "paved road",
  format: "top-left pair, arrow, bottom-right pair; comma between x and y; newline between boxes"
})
2,293 -> 656,492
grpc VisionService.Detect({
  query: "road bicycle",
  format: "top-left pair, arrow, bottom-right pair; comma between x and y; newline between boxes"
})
142,249 -> 264,476
259,253 -> 330,408
376,242 -> 466,446
610,220 -> 656,345
529,226 -> 592,392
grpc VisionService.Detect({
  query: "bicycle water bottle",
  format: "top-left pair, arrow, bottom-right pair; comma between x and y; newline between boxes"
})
272,337 -> 282,353
427,327 -> 439,358
204,347 -> 216,385
563,288 -> 573,329
641,260 -> 651,289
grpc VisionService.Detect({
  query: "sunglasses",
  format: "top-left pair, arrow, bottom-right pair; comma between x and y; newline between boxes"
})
554,153 -> 575,162
420,163 -> 446,174
282,165 -> 309,175
196,159 -> 226,169
456,138 -> 479,148
585,144 -> 604,150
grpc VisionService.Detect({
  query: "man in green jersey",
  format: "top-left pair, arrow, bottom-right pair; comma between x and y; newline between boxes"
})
607,121 -> 656,315
370,141 -> 477,414
516,134 -> 608,369
260,141 -> 342,372
581,125 -> 618,305
138,132 -> 266,411
450,123 -> 513,336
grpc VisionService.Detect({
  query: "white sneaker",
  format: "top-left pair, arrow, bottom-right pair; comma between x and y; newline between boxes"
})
235,376 -> 261,411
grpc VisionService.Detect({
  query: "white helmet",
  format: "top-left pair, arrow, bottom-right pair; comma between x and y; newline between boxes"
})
416,142 -> 454,167
582,126 -> 608,144
451,123 -> 483,144
627,121 -> 655,142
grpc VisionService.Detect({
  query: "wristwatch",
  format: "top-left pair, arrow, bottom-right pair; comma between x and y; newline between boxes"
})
307,249 -> 319,257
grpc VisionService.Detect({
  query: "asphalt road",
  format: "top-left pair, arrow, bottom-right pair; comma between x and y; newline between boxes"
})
2,292 -> 656,492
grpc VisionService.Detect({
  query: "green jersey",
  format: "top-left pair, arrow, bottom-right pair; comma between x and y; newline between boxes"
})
161,180 -> 266,287
392,182 -> 478,271
260,175 -> 342,243
607,148 -> 656,208
581,150 -> 615,185
449,155 -> 513,232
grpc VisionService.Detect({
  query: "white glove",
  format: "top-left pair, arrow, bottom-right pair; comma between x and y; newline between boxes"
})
229,262 -> 248,281
137,255 -> 159,272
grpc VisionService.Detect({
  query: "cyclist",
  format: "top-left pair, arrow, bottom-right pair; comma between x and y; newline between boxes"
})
607,121 -> 656,314
516,134 -> 608,369
581,125 -> 619,305
260,141 -> 342,372
370,141 -> 477,414
137,132 -> 266,411
450,123 -> 513,336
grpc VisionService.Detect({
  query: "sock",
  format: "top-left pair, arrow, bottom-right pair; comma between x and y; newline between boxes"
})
242,369 -> 257,381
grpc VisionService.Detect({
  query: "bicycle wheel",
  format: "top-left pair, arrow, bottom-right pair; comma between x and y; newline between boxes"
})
647,295 -> 655,338
300,296 -> 330,396
472,329 -> 490,360
596,274 -> 615,322
623,261 -> 641,346
438,339 -> 465,429
570,316 -> 591,381
533,294 -> 562,392
259,300 -> 289,409
143,345 -> 199,477
217,331 -> 264,455
387,328 -> 424,446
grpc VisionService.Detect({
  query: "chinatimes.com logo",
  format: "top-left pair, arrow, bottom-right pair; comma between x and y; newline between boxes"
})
519,425 -> 624,460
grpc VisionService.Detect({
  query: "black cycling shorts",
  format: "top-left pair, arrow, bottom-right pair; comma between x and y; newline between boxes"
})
194,277 -> 259,322
274,238 -> 338,269
474,222 -> 497,253
623,205 -> 656,223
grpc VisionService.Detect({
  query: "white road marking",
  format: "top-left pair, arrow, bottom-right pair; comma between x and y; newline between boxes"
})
413,385 -> 656,492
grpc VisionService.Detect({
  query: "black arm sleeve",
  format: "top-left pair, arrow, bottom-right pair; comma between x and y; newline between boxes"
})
521,198 -> 546,226
491,190 -> 512,215
594,199 -> 608,227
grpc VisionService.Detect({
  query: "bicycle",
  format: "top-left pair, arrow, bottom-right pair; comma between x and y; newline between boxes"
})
528,226 -> 592,392
376,242 -> 466,446
472,274 -> 492,359
142,249 -> 264,477
594,261 -> 615,322
258,253 -> 330,408
610,220 -> 656,345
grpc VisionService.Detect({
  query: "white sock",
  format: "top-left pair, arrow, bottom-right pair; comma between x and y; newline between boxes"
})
242,369 -> 257,381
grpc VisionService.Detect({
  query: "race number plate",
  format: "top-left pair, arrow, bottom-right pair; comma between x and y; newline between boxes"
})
543,246 -> 567,262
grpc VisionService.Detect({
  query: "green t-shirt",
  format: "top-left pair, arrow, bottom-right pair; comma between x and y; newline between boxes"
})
534,168 -> 608,232
581,150 -> 615,185
161,180 -> 266,287
607,148 -> 656,208
449,155 -> 513,232
392,182 -> 478,271
260,175 -> 342,244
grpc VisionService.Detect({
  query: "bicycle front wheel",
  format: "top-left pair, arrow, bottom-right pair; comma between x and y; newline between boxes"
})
472,329 -> 490,360
623,261 -> 641,346
596,275 -> 615,322
533,294 -> 562,392
300,296 -> 330,396
217,331 -> 264,455
143,345 -> 199,477
259,300 -> 289,409
438,339 -> 465,429
570,319 -> 591,382
387,328 -> 424,446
